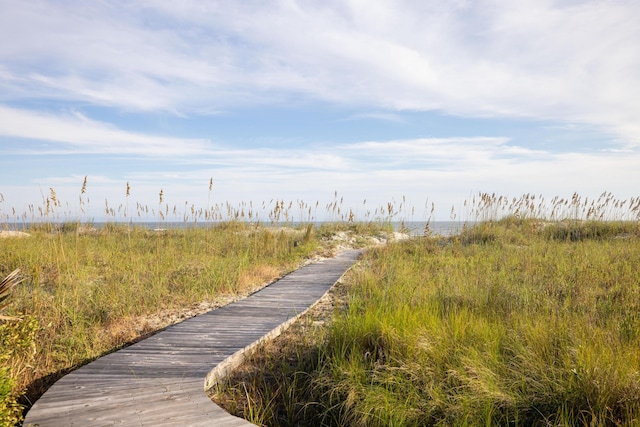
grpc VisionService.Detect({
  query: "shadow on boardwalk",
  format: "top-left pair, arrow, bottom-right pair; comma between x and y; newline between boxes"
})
23,249 -> 361,427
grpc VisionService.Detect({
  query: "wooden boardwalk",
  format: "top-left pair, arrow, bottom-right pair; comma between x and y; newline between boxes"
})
23,249 -> 362,426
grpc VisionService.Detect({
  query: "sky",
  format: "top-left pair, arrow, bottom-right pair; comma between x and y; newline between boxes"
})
1,0 -> 639,222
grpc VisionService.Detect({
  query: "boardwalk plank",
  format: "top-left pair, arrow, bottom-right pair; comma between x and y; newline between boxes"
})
23,250 -> 360,426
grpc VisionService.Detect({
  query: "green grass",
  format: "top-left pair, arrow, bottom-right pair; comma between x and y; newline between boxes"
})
0,216 -> 395,425
0,177 -> 404,425
219,219 -> 640,426
4,186 -> 640,426
0,222 -> 323,422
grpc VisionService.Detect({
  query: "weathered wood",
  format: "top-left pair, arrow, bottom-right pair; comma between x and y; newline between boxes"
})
23,250 -> 361,426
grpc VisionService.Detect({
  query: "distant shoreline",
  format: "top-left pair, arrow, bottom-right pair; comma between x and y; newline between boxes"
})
2,220 -> 466,236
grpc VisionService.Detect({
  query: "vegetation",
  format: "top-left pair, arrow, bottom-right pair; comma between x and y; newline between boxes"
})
0,270 -> 25,426
3,186 -> 640,426
0,224 -> 324,423
216,203 -> 640,426
0,179 -> 400,426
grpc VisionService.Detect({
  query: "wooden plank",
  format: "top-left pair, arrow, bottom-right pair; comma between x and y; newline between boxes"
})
23,249 -> 361,426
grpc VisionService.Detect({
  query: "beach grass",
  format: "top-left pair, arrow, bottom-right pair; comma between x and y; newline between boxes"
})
215,217 -> 640,426
0,187 -> 399,425
3,187 -> 640,426
0,223 -> 321,416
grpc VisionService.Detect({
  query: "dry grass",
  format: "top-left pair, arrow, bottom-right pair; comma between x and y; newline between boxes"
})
213,205 -> 640,426
1,180 -> 400,425
3,184 -> 640,426
0,269 -> 22,320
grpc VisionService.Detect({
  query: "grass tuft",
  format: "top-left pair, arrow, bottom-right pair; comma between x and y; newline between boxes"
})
217,216 -> 640,426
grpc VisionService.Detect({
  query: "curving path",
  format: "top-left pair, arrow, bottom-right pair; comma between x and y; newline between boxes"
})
23,249 -> 362,426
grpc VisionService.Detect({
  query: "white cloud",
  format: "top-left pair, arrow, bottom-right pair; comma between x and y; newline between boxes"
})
2,133 -> 639,221
1,1 -> 639,222
340,112 -> 407,123
0,105 -> 211,155
1,1 -> 639,142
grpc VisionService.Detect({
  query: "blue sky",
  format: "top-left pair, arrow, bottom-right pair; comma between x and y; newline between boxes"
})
1,0 -> 639,222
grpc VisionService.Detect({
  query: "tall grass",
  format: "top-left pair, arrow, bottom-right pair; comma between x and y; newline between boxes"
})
0,180 -> 403,425
4,186 -> 640,426
217,213 -> 640,425
0,269 -> 26,426
0,223 -> 322,418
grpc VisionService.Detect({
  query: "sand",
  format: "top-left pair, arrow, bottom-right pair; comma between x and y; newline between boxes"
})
0,230 -> 30,238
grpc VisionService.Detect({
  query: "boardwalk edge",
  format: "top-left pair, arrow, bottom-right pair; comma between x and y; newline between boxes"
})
204,251 -> 360,392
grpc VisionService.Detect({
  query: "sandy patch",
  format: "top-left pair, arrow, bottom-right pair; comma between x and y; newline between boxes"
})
0,230 -> 30,238
392,231 -> 411,241
329,230 -> 411,251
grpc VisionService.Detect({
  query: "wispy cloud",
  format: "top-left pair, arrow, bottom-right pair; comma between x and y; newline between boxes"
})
1,1 -> 639,220
340,112 -> 407,123
0,105 -> 210,156
3,133 -> 639,220
1,1 -> 639,142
